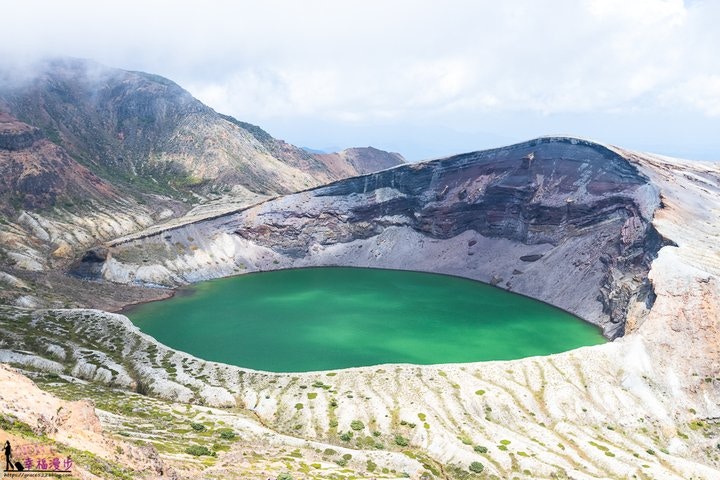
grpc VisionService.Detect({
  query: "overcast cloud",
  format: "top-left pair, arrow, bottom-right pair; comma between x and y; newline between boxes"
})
2,0 -> 719,160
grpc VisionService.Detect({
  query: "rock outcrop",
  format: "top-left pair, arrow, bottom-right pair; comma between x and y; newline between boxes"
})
0,112 -> 42,150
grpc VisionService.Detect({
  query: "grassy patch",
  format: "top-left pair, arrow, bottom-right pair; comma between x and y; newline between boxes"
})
469,461 -> 484,473
191,422 -> 206,432
185,445 -> 213,456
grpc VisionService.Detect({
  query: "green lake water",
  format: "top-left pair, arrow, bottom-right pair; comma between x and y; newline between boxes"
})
126,267 -> 605,372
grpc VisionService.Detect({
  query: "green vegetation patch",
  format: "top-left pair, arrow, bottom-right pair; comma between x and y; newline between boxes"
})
185,445 -> 214,457
469,461 -> 484,473
350,420 -> 365,431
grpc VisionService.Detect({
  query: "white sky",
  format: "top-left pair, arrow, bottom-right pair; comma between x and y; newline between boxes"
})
2,0 -> 719,160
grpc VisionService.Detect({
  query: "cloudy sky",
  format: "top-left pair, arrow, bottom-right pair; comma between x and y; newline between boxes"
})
2,0 -> 719,160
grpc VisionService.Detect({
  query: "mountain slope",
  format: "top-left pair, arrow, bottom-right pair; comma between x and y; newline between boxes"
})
0,58 -> 398,200
0,111 -> 119,211
0,109 -> 178,307
312,146 -> 406,178
0,363 -> 168,479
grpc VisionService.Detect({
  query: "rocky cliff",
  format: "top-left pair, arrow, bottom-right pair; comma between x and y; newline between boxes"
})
88,136 -> 666,338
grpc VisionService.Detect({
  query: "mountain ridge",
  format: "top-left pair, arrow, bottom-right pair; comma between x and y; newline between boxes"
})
0,57 -> 405,201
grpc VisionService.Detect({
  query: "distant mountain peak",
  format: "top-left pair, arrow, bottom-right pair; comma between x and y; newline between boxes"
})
0,59 -> 403,206
312,146 -> 405,177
